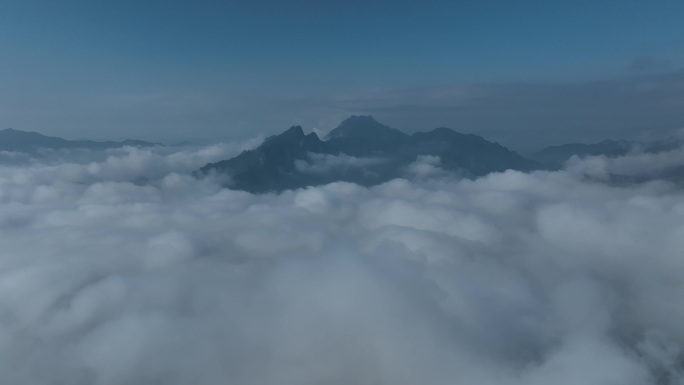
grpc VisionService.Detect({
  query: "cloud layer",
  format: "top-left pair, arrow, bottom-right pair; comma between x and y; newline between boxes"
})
1,144 -> 684,384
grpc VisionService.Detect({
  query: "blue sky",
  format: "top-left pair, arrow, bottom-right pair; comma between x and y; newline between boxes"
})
2,0 -> 684,149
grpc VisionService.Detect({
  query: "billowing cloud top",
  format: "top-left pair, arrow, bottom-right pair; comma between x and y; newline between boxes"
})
1,143 -> 684,384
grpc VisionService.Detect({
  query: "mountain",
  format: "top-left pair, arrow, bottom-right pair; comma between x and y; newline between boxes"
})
408,127 -> 538,176
198,116 -> 540,193
530,140 -> 635,167
0,128 -> 158,152
532,136 -> 684,167
324,115 -> 408,157
198,126 -> 333,193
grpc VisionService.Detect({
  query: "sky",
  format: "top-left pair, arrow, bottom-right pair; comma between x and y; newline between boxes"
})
2,0 -> 684,150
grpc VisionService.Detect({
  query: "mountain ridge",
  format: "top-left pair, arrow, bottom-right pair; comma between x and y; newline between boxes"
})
0,128 -> 159,152
532,135 -> 684,167
198,116 -> 540,193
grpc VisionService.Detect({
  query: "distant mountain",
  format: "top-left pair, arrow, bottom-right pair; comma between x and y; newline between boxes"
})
531,140 -> 635,167
532,136 -> 684,167
0,128 -> 158,152
198,116 -> 539,193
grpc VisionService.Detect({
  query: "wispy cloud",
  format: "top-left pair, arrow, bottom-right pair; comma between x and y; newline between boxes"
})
295,152 -> 386,174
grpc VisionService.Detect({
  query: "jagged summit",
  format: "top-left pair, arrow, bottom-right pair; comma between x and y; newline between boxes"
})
262,126 -> 324,152
263,125 -> 305,144
279,125 -> 305,138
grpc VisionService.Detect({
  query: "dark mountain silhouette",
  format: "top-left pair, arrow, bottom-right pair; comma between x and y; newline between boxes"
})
198,116 -> 540,193
0,128 -> 158,152
199,126 -> 333,192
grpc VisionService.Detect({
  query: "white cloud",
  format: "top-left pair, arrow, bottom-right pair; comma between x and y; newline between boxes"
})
566,145 -> 684,179
294,152 -> 386,174
0,146 -> 683,384
403,155 -> 452,179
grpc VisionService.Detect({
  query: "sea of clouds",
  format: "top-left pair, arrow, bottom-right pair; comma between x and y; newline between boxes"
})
1,142 -> 684,384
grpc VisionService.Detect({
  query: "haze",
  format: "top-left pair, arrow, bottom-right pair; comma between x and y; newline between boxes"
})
2,1 -> 684,150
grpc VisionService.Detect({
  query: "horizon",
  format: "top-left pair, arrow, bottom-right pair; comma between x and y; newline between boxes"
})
5,111 -> 684,155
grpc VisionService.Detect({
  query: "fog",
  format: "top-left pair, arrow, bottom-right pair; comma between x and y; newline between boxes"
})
1,144 -> 684,384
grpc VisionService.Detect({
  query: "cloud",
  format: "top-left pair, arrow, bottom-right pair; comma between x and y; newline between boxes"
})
0,145 -> 684,383
565,145 -> 684,183
403,154 -> 449,179
294,152 -> 386,174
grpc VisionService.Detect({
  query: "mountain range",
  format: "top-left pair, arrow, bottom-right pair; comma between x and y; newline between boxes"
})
530,136 -> 684,167
198,116 -> 684,192
4,117 -> 684,193
0,128 -> 157,152
198,116 -> 539,193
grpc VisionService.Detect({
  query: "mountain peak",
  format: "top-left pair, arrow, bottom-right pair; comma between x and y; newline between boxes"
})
340,115 -> 380,125
325,115 -> 405,140
264,125 -> 305,145
283,125 -> 305,137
